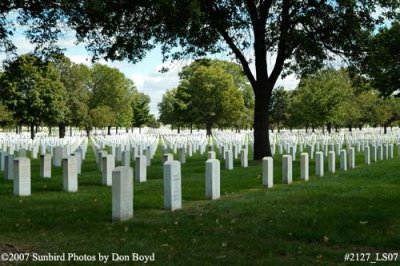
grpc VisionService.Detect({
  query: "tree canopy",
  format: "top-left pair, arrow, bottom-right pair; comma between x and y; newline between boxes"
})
0,54 -> 66,139
360,22 -> 400,97
0,54 -> 152,138
158,60 -> 248,134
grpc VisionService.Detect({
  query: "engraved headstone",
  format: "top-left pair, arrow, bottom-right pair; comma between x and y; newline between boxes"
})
205,159 -> 220,200
164,160 -> 182,211
112,166 -> 134,221
262,157 -> 273,188
40,154 -> 52,178
13,157 -> 31,196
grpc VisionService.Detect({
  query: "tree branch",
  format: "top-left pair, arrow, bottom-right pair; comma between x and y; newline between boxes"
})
218,29 -> 256,88
244,0 -> 258,27
269,0 -> 291,86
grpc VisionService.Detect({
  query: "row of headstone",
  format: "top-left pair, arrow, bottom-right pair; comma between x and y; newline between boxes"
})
261,142 -> 397,188
112,151 -> 221,221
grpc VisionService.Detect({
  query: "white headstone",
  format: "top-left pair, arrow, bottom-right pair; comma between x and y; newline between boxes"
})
112,166 -> 134,221
122,150 -> 131,167
164,160 -> 182,211
240,149 -> 248,168
75,151 -> 82,175
13,157 -> 31,196
208,151 -> 216,159
115,146 -> 122,162
135,155 -> 147,183
377,145 -> 383,160
52,146 -> 63,167
364,146 -> 370,165
315,151 -> 324,177
4,154 -> 14,180
0,150 -> 7,171
383,144 -> 388,160
205,159 -> 220,200
178,147 -> 186,164
348,147 -> 355,169
63,156 -> 78,192
97,150 -> 107,172
282,155 -> 292,184
300,153 -> 309,181
308,145 -> 314,160
102,154 -> 115,186
262,157 -> 273,188
388,144 -> 393,159
225,150 -> 233,170
40,154 -> 52,178
340,150 -> 347,171
328,151 -> 335,173
371,145 -> 377,162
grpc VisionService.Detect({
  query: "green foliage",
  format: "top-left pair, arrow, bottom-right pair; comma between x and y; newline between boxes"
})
0,102 -> 13,127
89,105 -> 114,128
361,22 -> 400,97
52,55 -> 91,128
0,54 -> 66,132
159,60 -> 250,132
269,87 -> 290,131
90,64 -> 134,128
132,92 -> 151,128
289,69 -> 352,129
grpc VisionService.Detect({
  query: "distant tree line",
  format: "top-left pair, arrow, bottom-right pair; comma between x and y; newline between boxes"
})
158,59 -> 400,135
0,54 -> 155,139
270,68 -> 400,134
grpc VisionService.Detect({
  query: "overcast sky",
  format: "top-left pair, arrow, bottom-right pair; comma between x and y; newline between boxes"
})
0,32 -> 299,117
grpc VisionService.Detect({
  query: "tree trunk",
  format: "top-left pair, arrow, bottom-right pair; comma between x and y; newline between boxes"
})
384,125 -> 387,134
107,126 -> 111,135
49,127 -> 52,136
35,125 -> 39,133
85,127 -> 90,138
177,126 -> 180,134
139,127 -> 142,133
116,127 -> 118,134
206,124 -> 212,136
30,123 -> 35,140
15,125 -> 19,134
190,124 -> 193,134
312,126 -> 315,133
348,125 -> 352,132
59,123 -> 66,138
253,88 -> 271,160
327,123 -> 332,134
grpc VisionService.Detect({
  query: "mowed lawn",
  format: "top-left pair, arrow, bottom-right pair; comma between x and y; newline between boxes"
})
0,142 -> 399,265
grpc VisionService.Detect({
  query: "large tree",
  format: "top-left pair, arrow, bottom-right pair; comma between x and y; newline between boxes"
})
131,92 -> 151,133
90,63 -> 134,134
5,1 -> 398,159
52,55 -> 91,137
186,65 -> 244,135
0,54 -> 66,139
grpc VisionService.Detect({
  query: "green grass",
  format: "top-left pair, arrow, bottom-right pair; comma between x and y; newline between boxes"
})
0,143 -> 399,265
